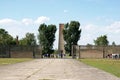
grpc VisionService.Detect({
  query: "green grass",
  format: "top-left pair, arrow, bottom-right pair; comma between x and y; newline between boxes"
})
80,59 -> 120,77
65,54 -> 72,58
0,58 -> 33,65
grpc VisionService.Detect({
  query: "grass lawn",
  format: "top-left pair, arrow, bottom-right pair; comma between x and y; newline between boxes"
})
80,59 -> 120,77
0,58 -> 33,65
65,54 -> 72,58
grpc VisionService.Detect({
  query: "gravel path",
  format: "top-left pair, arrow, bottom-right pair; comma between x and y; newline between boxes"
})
0,59 -> 120,80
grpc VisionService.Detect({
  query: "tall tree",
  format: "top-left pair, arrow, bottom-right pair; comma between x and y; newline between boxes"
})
63,21 -> 81,56
112,41 -> 116,46
38,23 -> 57,56
0,28 -> 13,45
19,33 -> 36,46
25,33 -> 36,45
94,35 -> 109,46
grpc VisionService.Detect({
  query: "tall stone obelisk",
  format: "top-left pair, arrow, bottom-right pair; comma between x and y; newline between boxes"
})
58,24 -> 65,54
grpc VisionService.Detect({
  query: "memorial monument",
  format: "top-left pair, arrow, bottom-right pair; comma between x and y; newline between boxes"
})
58,24 -> 65,54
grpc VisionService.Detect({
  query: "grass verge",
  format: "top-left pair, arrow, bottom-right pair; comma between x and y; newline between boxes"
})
0,58 -> 33,65
80,59 -> 120,77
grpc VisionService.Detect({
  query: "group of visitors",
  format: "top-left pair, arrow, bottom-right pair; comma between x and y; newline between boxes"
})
106,53 -> 120,59
59,50 -> 65,58
42,50 -> 65,58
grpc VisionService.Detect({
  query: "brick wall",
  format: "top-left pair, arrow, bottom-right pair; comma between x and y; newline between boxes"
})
11,51 -> 33,58
80,49 -> 103,58
73,45 -> 120,59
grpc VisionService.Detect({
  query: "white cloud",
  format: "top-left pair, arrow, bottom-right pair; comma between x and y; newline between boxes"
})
84,24 -> 97,31
79,21 -> 120,45
105,21 -> 120,33
34,16 -> 50,24
0,16 -> 50,39
0,18 -> 15,24
22,18 -> 33,26
1,17 -> 120,47
79,24 -> 100,45
96,16 -> 114,24
0,18 -> 20,26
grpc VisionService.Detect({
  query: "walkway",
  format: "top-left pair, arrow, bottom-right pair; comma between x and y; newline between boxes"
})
0,59 -> 120,80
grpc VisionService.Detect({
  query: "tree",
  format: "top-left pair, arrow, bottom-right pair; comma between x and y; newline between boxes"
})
63,21 -> 81,56
19,38 -> 27,45
94,35 -> 109,46
38,23 -> 57,56
112,41 -> 116,46
0,28 -> 13,45
86,43 -> 93,49
19,33 -> 36,46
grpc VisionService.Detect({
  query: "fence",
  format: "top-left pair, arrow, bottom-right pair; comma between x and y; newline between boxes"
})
0,45 -> 10,58
71,45 -> 120,59
0,45 -> 41,58
1,45 -> 120,59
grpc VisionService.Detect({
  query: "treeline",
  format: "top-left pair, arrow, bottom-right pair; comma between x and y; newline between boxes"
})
87,35 -> 116,47
1,20 -> 115,56
0,28 -> 36,46
0,21 -> 82,56
0,28 -> 16,45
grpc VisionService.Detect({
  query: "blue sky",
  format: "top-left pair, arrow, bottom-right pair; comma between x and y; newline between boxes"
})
0,0 -> 120,48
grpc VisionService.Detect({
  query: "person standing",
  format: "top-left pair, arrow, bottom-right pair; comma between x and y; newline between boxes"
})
60,50 -> 63,58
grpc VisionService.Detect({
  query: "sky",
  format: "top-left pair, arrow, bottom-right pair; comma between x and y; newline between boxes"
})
0,0 -> 120,49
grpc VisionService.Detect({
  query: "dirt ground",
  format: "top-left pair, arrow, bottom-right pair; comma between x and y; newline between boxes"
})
0,59 -> 120,80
